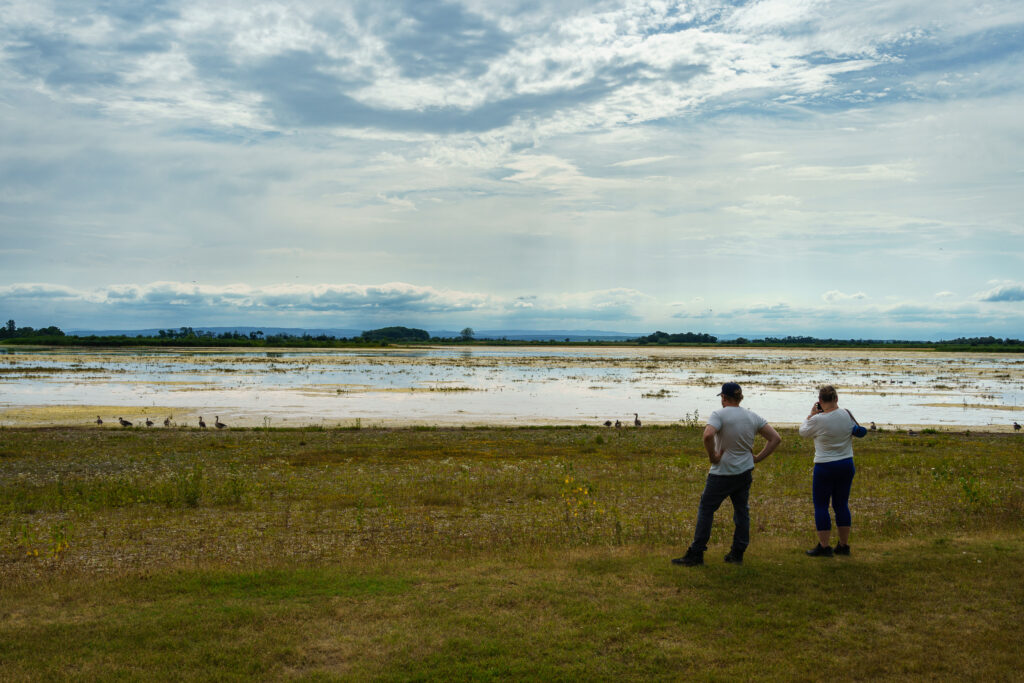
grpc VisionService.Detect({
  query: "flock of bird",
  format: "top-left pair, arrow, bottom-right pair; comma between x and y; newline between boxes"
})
91,414 -> 1023,432
602,413 -> 642,428
95,415 -> 227,429
594,417 -> 1024,435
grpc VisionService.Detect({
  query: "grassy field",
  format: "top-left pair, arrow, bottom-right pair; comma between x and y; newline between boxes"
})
1,425 -> 1022,680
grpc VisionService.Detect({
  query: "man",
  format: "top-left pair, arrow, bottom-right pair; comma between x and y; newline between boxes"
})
673,382 -> 782,566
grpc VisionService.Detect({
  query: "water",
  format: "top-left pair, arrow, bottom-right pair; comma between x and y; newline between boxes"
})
1,346 -> 1022,428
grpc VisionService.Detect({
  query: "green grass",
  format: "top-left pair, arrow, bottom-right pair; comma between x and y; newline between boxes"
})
1,426 -> 1022,680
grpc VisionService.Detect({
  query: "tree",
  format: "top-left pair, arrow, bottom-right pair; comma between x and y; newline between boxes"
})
460,327 -> 475,341
361,326 -> 430,342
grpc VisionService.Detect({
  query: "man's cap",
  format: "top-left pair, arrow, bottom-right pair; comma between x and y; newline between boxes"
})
718,382 -> 742,398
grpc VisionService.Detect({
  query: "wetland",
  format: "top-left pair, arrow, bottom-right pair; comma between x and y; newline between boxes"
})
1,345 -> 1023,429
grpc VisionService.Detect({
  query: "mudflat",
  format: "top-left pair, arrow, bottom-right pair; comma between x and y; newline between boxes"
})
2,345 -> 1022,429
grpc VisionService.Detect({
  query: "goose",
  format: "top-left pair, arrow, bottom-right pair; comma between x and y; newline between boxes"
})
215,416 -> 227,429
907,429 -> 917,436
603,420 -> 612,427
1014,421 -> 1021,432
95,416 -> 103,426
198,416 -> 206,429
634,413 -> 642,427
164,416 -> 171,427
870,422 -> 877,431
145,417 -> 154,427
118,417 -> 132,428
614,420 -> 622,428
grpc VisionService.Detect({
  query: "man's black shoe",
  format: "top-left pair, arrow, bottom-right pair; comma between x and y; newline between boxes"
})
806,543 -> 834,557
672,550 -> 704,566
834,543 -> 851,556
724,551 -> 743,564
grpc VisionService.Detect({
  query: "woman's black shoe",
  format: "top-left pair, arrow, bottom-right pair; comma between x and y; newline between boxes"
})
806,543 -> 834,557
834,543 -> 851,556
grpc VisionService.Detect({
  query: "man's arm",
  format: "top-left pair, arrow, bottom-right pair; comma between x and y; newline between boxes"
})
702,425 -> 722,464
753,424 -> 782,464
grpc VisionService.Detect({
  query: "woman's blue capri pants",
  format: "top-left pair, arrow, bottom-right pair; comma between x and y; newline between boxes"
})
812,458 -> 855,531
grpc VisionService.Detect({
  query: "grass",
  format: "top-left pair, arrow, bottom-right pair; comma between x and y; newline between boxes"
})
1,425 -> 1022,680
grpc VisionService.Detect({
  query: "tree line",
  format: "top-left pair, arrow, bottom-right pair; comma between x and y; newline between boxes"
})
2,319 -> 1022,350
0,321 -> 474,347
634,330 -> 1023,349
0,320 -> 66,340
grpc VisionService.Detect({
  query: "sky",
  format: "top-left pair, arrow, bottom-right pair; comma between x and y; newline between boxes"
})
1,0 -> 1023,339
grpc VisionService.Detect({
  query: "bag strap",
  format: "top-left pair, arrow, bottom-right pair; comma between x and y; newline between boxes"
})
845,408 -> 859,425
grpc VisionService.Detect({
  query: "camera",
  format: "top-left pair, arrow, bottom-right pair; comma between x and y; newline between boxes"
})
814,402 -> 823,413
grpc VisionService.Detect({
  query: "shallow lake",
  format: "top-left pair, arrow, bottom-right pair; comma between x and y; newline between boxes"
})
1,346 -> 1022,429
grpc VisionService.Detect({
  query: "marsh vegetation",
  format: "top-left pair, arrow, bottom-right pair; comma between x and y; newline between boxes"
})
1,426 -> 1022,678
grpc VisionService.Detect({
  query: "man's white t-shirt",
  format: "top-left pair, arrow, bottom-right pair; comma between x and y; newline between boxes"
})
707,406 -> 768,475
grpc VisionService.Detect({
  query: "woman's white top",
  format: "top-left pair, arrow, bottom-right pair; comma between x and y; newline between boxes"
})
799,409 -> 855,463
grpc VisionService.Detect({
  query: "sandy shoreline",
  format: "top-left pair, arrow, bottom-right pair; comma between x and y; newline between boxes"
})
2,403 -> 1019,432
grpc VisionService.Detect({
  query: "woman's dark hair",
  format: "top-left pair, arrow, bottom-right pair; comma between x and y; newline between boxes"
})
818,385 -> 838,403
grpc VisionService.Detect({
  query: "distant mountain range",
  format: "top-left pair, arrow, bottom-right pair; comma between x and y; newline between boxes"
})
66,326 -> 659,342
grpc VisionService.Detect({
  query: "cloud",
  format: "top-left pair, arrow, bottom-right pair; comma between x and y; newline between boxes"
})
84,281 -> 493,313
789,163 -> 917,182
380,1 -> 513,79
744,303 -> 794,319
976,281 -> 1024,302
1,1 -> 1023,342
0,281 -> 650,324
0,283 -> 86,300
521,288 -> 650,321
4,278 -> 1022,339
662,292 -> 1024,338
728,0 -> 827,33
746,194 -> 801,206
822,290 -> 868,303
610,155 -> 675,168
2,0 -> 972,141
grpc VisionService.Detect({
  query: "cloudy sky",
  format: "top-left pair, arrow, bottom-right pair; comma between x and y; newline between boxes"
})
1,0 -> 1022,338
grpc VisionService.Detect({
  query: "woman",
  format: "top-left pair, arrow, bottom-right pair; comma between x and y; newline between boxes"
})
799,385 -> 856,557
